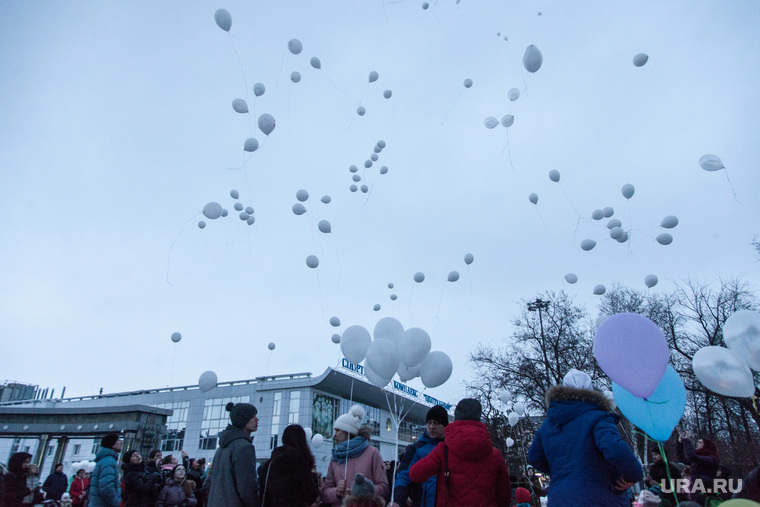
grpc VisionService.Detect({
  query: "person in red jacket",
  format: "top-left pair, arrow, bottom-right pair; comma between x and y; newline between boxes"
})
69,468 -> 90,507
409,398 -> 510,507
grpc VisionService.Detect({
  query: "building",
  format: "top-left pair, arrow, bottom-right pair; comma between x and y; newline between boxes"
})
0,361 -> 452,478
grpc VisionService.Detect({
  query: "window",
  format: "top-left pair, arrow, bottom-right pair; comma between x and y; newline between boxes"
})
73,444 -> 81,455
47,445 -> 55,456
288,390 -> 300,424
271,392 -> 282,449
154,401 -> 190,452
199,396 -> 250,450
11,438 -> 20,454
270,435 -> 278,450
92,439 -> 100,455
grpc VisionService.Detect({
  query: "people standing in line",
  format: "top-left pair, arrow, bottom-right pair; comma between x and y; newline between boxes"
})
42,463 -> 68,501
4,452 -> 32,507
156,465 -> 196,507
321,405 -> 389,507
390,405 -> 448,507
409,398 -> 511,507
88,433 -> 123,507
121,450 -> 161,507
528,369 -> 642,507
676,431 -> 719,505
258,424 -> 319,507
206,401 -> 260,507
69,468 -> 89,507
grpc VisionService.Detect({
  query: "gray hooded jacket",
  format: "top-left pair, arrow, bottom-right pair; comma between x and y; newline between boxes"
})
206,425 -> 258,507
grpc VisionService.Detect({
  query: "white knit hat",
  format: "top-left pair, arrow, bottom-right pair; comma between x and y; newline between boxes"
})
562,368 -> 593,390
334,405 -> 365,435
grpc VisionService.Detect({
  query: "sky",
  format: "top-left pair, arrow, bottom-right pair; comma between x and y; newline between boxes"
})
1,0 -> 759,406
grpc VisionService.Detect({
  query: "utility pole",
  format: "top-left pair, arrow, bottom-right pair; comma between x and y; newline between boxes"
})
528,298 -> 551,387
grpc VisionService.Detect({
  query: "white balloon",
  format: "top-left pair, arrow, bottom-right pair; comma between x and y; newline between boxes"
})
341,325 -> 371,364
580,239 -> 597,251
564,273 -> 578,284
484,117 -> 499,129
214,9 -> 232,31
232,98 -> 249,114
321,195 -> 331,204
360,185 -> 368,193
528,193 -> 538,205
203,202 -> 223,220
374,317 -> 404,345
310,57 -> 321,69
258,114 -> 276,135
292,203 -> 306,216
656,233 -> 673,245
288,39 -> 303,55
609,227 -> 624,240
198,371 -> 218,393
632,53 -> 649,67
221,209 -> 228,217
463,78 -> 473,88
311,433 -> 324,449
243,138 -> 259,152
397,362 -> 420,382
383,90 -> 392,99
606,219 -> 622,229
86,462 -> 96,473
499,390 -> 511,405
373,304 -> 381,311
464,253 -> 474,265
304,427 -> 313,441
548,170 -> 560,182
246,216 -> 255,225
621,184 -> 635,199
331,334 -> 341,344
253,83 -> 266,97
366,339 -> 400,379
171,332 -> 182,343
699,154 -> 724,171
616,232 -> 629,243
523,45 -> 543,73
508,412 -> 519,426
245,206 -> 254,215
422,2 -> 429,9
591,209 -> 604,220
238,211 -> 249,221
357,106 -> 366,116
595,315 -> 608,327
290,71 -> 301,83
414,272 -> 425,283
508,88 -> 520,101
318,220 -> 331,233
500,115 -> 515,128
448,271 -> 460,282
230,189 -> 240,199
506,437 -> 515,448
296,189 -> 309,202
420,351 -> 453,388
645,274 -> 658,288
603,207 -> 614,218
390,294 -> 397,301
593,284 -> 606,295
368,71 -> 379,83
364,362 -> 391,388
513,402 -> 525,416
379,166 -> 388,175
693,346 -> 755,397
268,342 -> 276,351
399,327 -> 432,367
349,184 -> 357,192
660,215 -> 679,229
305,255 -> 319,268
724,310 -> 760,371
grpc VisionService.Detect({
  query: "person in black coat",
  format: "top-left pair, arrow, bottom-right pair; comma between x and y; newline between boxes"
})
122,450 -> 161,507
42,463 -> 68,501
646,448 -> 683,504
676,432 -> 720,505
258,424 -> 319,507
3,452 -> 32,507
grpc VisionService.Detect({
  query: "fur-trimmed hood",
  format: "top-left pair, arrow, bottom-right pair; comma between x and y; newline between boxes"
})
544,385 -> 615,428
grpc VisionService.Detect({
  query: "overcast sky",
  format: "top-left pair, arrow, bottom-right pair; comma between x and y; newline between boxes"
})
1,0 -> 759,405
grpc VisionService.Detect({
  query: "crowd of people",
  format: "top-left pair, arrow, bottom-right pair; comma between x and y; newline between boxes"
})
2,384 -> 759,507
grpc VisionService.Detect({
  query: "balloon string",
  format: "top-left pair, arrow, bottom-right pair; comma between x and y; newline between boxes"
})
723,170 -> 741,204
227,32 -> 249,102
165,215 -> 197,286
440,89 -> 463,126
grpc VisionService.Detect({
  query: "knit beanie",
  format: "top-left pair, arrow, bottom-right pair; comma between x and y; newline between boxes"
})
454,398 -> 482,421
637,490 -> 662,507
515,487 -> 531,503
100,433 -> 119,450
334,405 -> 365,435
425,405 -> 449,427
121,450 -> 138,464
226,402 -> 257,429
562,368 -> 593,390
351,473 -> 376,496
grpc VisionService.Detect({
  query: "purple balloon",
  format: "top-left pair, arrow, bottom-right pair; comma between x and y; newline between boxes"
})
594,313 -> 669,398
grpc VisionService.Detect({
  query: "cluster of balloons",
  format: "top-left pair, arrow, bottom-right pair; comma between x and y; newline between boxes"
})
70,461 -> 96,474
197,189 -> 258,229
340,317 -> 452,389
498,389 -> 526,428
692,310 -> 760,398
303,426 -> 324,449
594,313 -> 685,441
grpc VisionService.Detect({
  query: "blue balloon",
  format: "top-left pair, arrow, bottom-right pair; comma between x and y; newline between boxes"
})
612,365 -> 685,442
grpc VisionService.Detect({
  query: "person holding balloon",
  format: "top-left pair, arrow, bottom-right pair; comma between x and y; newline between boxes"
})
676,431 -> 720,505
527,369 -> 642,506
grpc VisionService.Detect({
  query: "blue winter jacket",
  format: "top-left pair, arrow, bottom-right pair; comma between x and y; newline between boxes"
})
88,447 -> 121,507
393,432 -> 442,507
528,385 -> 642,507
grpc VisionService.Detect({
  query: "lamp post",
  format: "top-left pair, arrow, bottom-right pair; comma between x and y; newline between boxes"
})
527,298 -> 551,387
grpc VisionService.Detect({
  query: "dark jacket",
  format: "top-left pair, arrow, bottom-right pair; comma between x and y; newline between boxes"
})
528,385 -> 642,507
123,462 -> 161,507
206,425 -> 258,507
3,454 -> 31,507
677,438 -> 719,504
409,420 -> 510,507
89,447 -> 122,507
393,432 -> 442,507
733,464 -> 760,501
157,479 -> 197,507
648,459 -> 682,504
42,471 -> 68,500
258,444 -> 318,507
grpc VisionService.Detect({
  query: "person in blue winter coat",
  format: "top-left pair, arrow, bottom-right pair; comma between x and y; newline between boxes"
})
88,433 -> 123,507
528,369 -> 643,507
389,405 -> 449,507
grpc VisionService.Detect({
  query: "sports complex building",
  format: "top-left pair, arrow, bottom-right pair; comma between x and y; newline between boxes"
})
0,360 -> 452,478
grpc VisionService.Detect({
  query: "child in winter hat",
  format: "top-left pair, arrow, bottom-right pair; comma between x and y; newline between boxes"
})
562,368 -> 593,390
514,486 -> 532,506
334,405 -> 366,435
634,489 -> 662,507
342,473 -> 385,507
